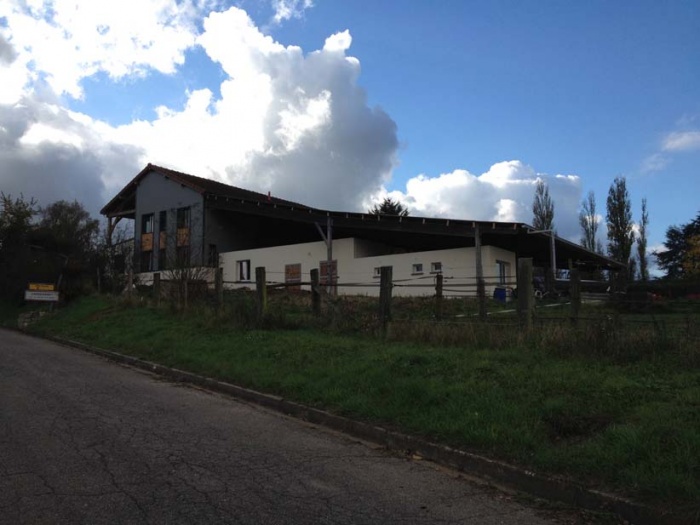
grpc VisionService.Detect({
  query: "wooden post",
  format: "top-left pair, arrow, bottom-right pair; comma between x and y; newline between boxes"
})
255,266 -> 267,320
474,224 -> 487,320
378,266 -> 393,333
215,267 -> 223,311
517,258 -> 534,329
153,272 -> 161,307
310,269 -> 321,316
570,268 -> 581,325
435,273 -> 443,320
126,270 -> 133,298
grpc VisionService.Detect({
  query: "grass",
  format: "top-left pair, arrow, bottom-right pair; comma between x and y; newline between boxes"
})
26,294 -> 700,511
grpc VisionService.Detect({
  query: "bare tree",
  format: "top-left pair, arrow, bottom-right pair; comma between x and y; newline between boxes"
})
637,198 -> 649,282
532,179 -> 554,231
579,191 -> 601,252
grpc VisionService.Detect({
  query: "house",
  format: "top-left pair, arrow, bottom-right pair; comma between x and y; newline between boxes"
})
101,164 -> 623,297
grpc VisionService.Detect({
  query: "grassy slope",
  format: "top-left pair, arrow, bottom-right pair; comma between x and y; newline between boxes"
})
29,295 -> 700,509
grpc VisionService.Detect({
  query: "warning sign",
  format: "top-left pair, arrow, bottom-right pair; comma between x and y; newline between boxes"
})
29,283 -> 55,291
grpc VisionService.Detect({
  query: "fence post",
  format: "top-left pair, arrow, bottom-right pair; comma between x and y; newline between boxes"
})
310,269 -> 321,316
153,272 -> 161,307
255,266 -> 267,320
570,268 -> 581,325
435,273 -> 443,320
517,258 -> 534,329
215,267 -> 223,311
474,224 -> 487,320
379,266 -> 393,334
126,270 -> 133,298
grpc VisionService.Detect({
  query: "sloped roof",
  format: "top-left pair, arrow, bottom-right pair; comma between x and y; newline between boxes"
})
100,163 -> 310,217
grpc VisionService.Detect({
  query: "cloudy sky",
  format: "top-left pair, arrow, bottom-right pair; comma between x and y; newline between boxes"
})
1,0 -> 699,254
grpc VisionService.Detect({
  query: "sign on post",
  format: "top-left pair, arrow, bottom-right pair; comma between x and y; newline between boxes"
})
28,283 -> 55,291
24,290 -> 60,302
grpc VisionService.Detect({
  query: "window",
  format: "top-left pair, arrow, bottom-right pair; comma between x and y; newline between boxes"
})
237,260 -> 251,281
496,260 -> 510,285
208,244 -> 218,267
159,210 -> 167,231
412,263 -> 423,275
176,245 -> 190,267
158,249 -> 167,271
430,262 -> 442,273
141,213 -> 154,234
176,207 -> 190,229
140,250 -> 153,272
373,267 -> 381,278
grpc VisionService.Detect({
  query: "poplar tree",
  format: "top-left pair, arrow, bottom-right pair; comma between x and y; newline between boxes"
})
579,191 -> 601,252
606,176 -> 635,281
637,198 -> 649,281
532,179 -> 554,231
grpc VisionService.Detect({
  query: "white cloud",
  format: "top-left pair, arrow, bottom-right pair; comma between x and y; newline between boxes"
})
0,0 -> 205,99
271,0 -> 313,25
388,161 -> 583,240
662,130 -> 700,152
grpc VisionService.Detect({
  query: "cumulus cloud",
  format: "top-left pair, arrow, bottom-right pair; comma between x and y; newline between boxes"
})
376,161 -> 583,240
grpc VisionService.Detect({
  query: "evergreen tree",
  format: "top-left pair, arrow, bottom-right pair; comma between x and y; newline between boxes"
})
655,211 -> 700,278
368,197 -> 409,217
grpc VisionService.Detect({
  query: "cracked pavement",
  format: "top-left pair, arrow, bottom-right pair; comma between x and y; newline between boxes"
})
1,329 -> 571,524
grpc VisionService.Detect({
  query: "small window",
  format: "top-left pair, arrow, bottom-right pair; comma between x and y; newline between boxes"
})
412,263 -> 423,275
159,210 -> 167,231
373,267 -> 381,278
496,260 -> 510,285
208,244 -> 218,267
430,262 -> 442,273
176,207 -> 190,229
140,251 -> 153,272
141,213 -> 154,234
238,260 -> 251,281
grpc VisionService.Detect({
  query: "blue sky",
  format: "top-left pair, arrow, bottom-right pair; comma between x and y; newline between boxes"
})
1,0 -> 699,263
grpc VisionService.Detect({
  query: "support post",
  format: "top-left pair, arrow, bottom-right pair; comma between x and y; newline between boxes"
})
379,266 -> 393,334
255,266 -> 267,320
153,272 -> 161,307
548,231 -> 557,295
215,267 -> 223,311
326,217 -> 334,296
570,268 -> 581,325
435,273 -> 443,320
474,224 -> 487,320
517,258 -> 534,329
310,269 -> 321,316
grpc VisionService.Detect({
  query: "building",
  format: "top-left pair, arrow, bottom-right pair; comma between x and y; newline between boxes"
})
101,164 -> 623,296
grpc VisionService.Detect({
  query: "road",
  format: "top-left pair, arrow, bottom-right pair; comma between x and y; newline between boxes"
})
1,329 -> 569,524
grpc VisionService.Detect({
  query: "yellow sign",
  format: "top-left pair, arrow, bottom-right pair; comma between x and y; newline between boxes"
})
29,283 -> 55,291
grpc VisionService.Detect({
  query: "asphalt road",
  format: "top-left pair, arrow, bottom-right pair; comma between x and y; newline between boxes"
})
1,329 -> 568,525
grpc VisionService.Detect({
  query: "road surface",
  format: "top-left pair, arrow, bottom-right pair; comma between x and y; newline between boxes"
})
1,329 -> 572,524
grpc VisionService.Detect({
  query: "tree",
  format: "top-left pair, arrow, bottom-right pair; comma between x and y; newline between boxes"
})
637,198 -> 649,281
532,179 -> 554,231
579,191 -> 601,252
0,193 -> 38,300
368,197 -> 409,217
655,211 -> 700,278
606,176 -> 635,282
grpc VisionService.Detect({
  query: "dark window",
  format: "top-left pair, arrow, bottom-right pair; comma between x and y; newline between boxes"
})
176,245 -> 190,267
496,260 -> 510,285
159,210 -> 167,231
208,244 -> 218,267
176,207 -> 190,229
140,251 -> 153,272
158,249 -> 167,271
141,213 -> 154,234
430,262 -> 442,273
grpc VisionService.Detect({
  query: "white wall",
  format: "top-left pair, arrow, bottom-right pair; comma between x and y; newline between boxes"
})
220,238 -> 517,297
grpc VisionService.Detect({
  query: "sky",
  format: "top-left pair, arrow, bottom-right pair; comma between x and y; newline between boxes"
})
1,0 -> 699,262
